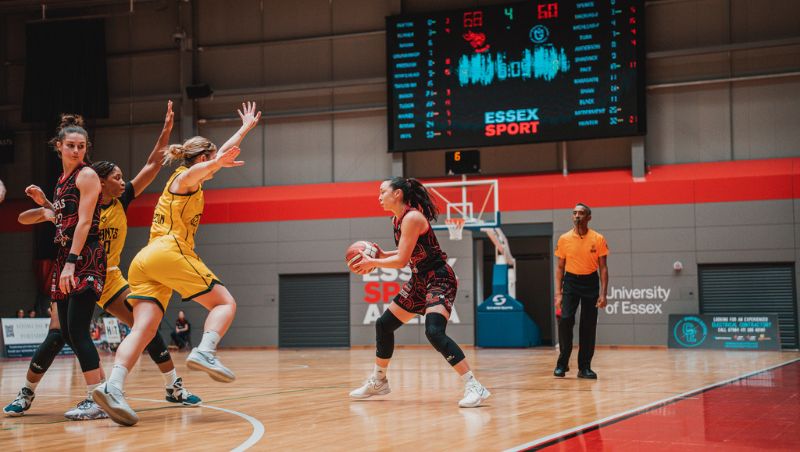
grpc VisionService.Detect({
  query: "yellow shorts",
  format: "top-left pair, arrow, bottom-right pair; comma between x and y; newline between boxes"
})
127,235 -> 221,311
97,267 -> 130,309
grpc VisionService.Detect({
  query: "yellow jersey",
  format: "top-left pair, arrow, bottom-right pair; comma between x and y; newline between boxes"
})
149,166 -> 204,249
98,182 -> 135,268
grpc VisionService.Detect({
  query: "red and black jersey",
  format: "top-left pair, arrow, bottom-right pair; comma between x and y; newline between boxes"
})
53,163 -> 101,246
393,206 -> 447,273
50,163 -> 106,301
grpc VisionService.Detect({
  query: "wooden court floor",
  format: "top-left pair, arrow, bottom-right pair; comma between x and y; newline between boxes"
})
1,347 -> 798,451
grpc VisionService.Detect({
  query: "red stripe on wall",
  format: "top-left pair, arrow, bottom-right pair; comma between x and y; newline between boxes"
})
1,157 -> 796,232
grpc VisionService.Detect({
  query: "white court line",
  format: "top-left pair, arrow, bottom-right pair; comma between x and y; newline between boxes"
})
132,397 -> 265,451
504,357 -> 800,452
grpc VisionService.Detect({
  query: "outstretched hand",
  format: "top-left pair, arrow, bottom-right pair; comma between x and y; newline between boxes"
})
214,146 -> 244,168
238,101 -> 262,132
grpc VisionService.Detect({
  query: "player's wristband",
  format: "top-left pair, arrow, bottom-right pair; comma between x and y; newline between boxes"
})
66,253 -> 79,264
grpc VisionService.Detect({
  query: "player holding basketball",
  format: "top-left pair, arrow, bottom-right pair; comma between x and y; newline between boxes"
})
93,102 -> 261,426
351,177 -> 491,408
4,102 -> 201,419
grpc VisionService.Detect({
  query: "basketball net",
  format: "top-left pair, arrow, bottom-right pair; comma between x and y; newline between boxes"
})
445,218 -> 466,241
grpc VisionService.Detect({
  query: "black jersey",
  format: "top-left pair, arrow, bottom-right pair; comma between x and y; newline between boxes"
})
393,206 -> 447,273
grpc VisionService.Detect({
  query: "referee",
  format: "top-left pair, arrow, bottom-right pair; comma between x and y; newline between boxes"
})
553,203 -> 609,379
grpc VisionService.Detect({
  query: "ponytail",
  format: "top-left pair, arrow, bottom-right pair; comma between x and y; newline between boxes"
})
387,176 -> 438,222
163,136 -> 216,166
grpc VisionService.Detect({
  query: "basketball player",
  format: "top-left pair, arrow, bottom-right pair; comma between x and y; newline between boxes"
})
4,102 -> 201,419
93,102 -> 261,426
553,203 -> 609,379
350,177 -> 491,408
29,115 -> 108,418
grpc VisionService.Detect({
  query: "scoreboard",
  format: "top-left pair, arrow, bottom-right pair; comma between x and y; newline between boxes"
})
386,1 -> 645,152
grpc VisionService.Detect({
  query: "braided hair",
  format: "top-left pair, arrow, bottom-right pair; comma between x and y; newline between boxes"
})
90,160 -> 116,179
387,177 -> 438,222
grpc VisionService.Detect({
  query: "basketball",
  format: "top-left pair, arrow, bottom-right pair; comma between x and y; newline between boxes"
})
346,240 -> 378,271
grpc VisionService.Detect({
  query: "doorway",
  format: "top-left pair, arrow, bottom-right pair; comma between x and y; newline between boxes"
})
475,226 -> 554,345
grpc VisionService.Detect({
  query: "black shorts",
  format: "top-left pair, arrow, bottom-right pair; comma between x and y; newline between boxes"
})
393,264 -> 457,315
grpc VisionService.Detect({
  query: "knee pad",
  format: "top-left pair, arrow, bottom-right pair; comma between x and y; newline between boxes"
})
375,309 -> 404,359
425,313 -> 465,366
30,329 -> 66,374
146,332 -> 172,364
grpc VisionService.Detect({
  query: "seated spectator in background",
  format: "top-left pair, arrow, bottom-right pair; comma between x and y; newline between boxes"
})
16,309 -> 25,318
28,309 -> 37,318
171,311 -> 191,350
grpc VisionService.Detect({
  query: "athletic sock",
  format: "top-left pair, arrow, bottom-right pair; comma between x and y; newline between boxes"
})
373,364 -> 387,380
108,364 -> 129,390
198,331 -> 221,353
162,369 -> 178,387
460,370 -> 475,384
24,379 -> 39,393
87,381 -> 103,401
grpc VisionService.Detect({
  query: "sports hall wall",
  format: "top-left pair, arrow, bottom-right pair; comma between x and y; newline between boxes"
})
0,0 -> 798,347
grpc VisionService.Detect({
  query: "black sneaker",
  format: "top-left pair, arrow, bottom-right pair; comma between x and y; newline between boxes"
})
553,366 -> 570,378
577,368 -> 598,379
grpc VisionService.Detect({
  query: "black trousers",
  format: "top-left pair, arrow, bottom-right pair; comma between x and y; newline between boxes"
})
171,331 -> 190,349
557,272 -> 599,370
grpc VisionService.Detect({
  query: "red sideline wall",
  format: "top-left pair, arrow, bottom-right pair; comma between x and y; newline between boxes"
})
1,157 -> 795,232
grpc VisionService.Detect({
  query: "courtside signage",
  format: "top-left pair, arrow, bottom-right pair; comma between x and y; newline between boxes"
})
1,318 -> 74,357
360,259 -> 461,324
668,314 -> 781,351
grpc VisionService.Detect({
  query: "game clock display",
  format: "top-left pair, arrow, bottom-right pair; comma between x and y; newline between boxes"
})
386,0 -> 646,152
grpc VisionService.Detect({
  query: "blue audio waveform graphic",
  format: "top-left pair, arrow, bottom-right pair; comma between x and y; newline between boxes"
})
457,45 -> 570,87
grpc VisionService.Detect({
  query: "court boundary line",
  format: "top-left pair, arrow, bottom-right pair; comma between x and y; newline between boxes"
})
504,357 -> 800,452
132,397 -> 264,451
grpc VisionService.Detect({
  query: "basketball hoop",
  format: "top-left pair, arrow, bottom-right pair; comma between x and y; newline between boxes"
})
445,218 -> 466,241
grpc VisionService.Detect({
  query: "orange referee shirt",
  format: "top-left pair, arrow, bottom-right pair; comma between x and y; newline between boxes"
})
554,228 -> 609,275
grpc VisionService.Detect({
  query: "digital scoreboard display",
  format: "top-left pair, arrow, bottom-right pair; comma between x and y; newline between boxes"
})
386,1 -> 646,152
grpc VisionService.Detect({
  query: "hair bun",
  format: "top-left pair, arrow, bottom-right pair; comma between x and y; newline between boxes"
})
58,113 -> 85,130
167,144 -> 185,159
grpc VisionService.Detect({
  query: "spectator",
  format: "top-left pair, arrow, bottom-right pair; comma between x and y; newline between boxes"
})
171,311 -> 191,350
28,309 -> 37,318
16,309 -> 25,318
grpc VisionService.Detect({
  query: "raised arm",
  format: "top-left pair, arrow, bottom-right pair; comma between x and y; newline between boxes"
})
171,146 -> 244,193
218,101 -> 261,154
18,207 -> 55,225
129,100 -> 174,197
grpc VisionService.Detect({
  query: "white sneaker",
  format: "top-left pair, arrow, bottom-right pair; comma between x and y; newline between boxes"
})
92,382 -> 138,426
458,379 -> 490,408
349,375 -> 391,399
186,348 -> 236,383
3,387 -> 35,417
64,398 -> 108,420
